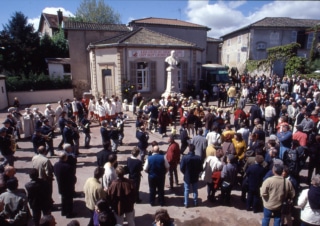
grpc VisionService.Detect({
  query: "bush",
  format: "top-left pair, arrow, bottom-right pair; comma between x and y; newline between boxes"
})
6,74 -> 72,91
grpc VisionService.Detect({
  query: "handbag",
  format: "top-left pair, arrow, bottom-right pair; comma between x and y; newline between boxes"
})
281,179 -> 292,214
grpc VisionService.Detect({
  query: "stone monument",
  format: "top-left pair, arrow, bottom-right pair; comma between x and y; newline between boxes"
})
162,50 -> 180,98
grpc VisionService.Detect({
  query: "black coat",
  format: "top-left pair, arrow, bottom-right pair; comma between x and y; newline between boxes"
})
246,163 -> 267,191
53,160 -> 75,195
63,126 -> 74,146
97,149 -> 112,167
25,178 -> 51,210
127,157 -> 143,181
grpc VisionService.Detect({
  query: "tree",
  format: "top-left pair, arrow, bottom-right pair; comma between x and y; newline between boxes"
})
73,0 -> 121,24
0,12 -> 41,76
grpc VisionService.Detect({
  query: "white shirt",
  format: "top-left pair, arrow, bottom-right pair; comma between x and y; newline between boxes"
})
206,131 -> 221,146
264,106 -> 276,118
97,104 -> 106,117
298,189 -> 320,225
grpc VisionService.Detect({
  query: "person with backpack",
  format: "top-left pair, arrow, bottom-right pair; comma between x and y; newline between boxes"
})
283,140 -> 306,184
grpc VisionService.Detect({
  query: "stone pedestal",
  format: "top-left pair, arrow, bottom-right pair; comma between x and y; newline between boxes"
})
162,66 -> 180,98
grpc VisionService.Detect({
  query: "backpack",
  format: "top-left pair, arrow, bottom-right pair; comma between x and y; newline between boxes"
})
283,147 -> 306,175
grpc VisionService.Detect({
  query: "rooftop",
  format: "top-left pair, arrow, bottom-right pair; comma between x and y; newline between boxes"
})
64,21 -> 129,32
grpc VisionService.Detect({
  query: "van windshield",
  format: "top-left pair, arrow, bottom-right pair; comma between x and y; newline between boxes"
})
206,69 -> 230,83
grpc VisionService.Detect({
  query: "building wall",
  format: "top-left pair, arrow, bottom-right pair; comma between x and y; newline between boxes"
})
91,47 -> 201,99
67,30 -> 127,98
206,42 -> 221,64
221,31 -> 250,73
8,89 -> 74,105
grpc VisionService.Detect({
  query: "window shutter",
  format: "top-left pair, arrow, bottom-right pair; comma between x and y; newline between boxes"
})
181,62 -> 188,91
150,61 -> 156,90
130,61 -> 137,92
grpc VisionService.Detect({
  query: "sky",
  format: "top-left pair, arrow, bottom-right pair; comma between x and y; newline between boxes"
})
0,0 -> 319,38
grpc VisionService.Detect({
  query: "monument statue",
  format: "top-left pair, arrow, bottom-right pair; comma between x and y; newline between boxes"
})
165,50 -> 178,68
163,50 -> 180,97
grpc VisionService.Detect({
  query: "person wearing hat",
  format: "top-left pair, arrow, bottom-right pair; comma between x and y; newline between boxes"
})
63,120 -> 75,154
22,108 -> 35,139
44,104 -> 56,127
0,127 -> 15,166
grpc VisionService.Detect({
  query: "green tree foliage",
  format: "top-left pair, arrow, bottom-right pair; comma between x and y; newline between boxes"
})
0,12 -> 40,77
285,56 -> 308,75
73,0 -> 121,24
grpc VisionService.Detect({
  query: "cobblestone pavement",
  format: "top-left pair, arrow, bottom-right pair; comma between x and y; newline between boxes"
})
0,101 -> 306,226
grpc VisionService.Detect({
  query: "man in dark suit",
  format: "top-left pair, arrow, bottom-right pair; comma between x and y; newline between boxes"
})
57,111 -> 67,150
100,120 -> 111,144
63,120 -> 75,147
31,129 -> 46,154
143,145 -> 169,206
180,123 -> 189,155
245,155 -> 268,212
41,119 -> 55,156
25,168 -> 51,226
53,152 -> 76,218
136,126 -> 149,162
180,144 -> 203,208
96,141 -> 113,167
127,147 -> 143,203
0,127 -> 14,166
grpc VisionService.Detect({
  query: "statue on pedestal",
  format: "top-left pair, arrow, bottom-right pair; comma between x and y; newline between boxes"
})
163,50 -> 180,98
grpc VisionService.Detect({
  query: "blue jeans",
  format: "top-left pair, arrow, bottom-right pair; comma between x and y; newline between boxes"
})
262,207 -> 281,226
184,181 -> 198,206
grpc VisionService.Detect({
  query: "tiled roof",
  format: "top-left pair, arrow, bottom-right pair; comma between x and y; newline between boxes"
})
89,27 -> 197,48
64,21 -> 129,32
42,13 -> 69,28
251,17 -> 320,28
129,17 -> 210,30
221,17 -> 320,38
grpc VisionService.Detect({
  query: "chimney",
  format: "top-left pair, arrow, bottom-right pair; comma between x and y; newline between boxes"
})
57,10 -> 63,27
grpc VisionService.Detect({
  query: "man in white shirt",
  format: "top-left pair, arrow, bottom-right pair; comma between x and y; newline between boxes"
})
206,125 -> 221,146
264,102 -> 276,136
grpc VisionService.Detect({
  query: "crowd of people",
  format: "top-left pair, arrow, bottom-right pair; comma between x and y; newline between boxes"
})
0,73 -> 320,225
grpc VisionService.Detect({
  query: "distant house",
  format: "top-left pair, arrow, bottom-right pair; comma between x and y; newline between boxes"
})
220,17 -> 320,76
38,10 -> 70,37
46,58 -> 71,79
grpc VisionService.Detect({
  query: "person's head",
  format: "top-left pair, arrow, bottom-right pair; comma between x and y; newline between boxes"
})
103,141 -> 111,151
168,135 -> 175,144
269,147 -> 278,158
153,145 -> 160,154
227,154 -> 236,164
98,211 -> 113,226
282,124 -> 289,132
311,174 -> 320,187
94,167 -> 105,179
66,220 -> 80,226
29,168 -> 39,180
282,165 -> 290,178
115,165 -> 126,179
131,147 -> 140,157
154,208 -> 172,226
108,153 -> 117,165
39,215 -> 56,226
255,155 -> 264,165
254,118 -> 260,125
6,177 -> 18,191
4,166 -> 16,178
234,133 -> 243,141
188,143 -> 195,153
272,163 -> 284,176
63,143 -> 73,153
38,145 -> 47,155
215,147 -> 223,158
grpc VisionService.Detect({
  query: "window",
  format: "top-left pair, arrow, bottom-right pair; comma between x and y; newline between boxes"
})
291,31 -> 297,43
307,33 -> 314,50
237,53 -> 241,63
63,64 -> 71,73
227,39 -> 231,46
136,62 -> 149,91
238,35 -> 242,44
227,54 -> 229,64
256,42 -> 266,50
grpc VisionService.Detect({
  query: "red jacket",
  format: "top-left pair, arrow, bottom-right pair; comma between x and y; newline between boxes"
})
166,141 -> 180,167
